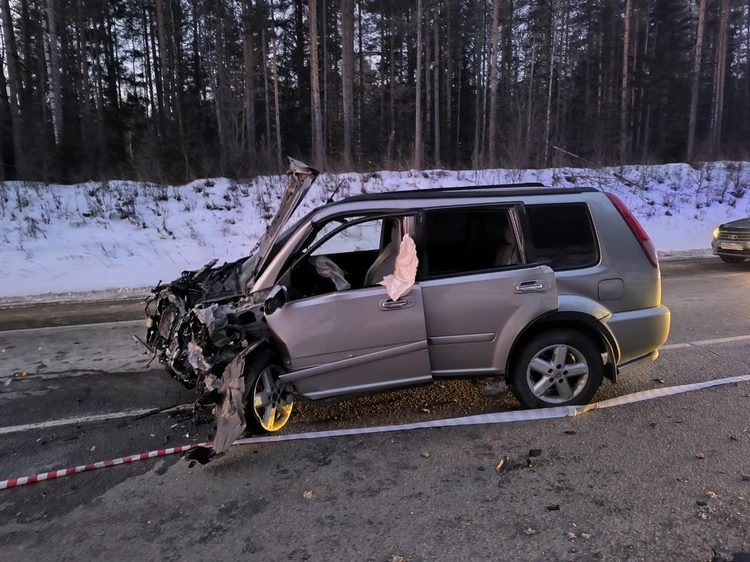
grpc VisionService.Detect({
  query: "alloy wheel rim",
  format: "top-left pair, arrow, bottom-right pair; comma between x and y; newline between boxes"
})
525,344 -> 589,404
252,365 -> 293,432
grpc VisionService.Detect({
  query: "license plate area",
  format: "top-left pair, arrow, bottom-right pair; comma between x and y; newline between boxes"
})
720,242 -> 745,251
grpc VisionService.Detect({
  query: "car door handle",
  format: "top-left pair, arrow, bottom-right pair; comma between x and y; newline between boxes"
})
514,280 -> 545,293
380,298 -> 411,311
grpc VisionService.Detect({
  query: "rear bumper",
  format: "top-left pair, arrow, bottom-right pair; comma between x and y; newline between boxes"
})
605,305 -> 671,366
617,349 -> 659,374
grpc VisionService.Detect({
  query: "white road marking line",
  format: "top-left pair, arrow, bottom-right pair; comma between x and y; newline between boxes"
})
661,333 -> 750,351
0,404 -> 194,436
0,319 -> 143,335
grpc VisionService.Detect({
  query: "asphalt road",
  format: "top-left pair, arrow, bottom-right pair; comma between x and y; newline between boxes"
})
1,257 -> 749,561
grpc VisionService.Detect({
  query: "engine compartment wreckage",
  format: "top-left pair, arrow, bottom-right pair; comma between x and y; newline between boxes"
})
134,158 -> 418,464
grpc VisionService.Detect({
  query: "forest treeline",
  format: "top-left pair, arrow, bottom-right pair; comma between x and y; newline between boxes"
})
0,0 -> 748,183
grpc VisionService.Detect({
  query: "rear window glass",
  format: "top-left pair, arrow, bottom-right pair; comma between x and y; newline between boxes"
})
424,208 -> 519,277
526,203 -> 599,270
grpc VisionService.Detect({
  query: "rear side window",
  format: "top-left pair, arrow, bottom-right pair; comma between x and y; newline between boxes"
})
525,203 -> 599,270
424,208 -> 520,277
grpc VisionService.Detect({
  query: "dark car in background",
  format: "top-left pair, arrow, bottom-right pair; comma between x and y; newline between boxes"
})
712,218 -> 750,263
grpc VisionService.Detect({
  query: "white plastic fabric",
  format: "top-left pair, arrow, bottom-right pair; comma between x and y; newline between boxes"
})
378,233 -> 418,301
309,256 -> 351,291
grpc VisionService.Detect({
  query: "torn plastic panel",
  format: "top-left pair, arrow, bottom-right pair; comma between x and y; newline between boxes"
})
377,233 -> 418,301
205,342 -> 260,455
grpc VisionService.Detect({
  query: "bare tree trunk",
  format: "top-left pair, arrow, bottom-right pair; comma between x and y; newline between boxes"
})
94,12 -> 106,166
687,0 -> 707,162
270,0 -> 282,169
473,0 -> 487,167
341,0 -> 354,169
414,0 -> 423,169
261,26 -> 272,150
148,8 -> 164,127
79,0 -> 92,142
214,0 -> 227,174
525,38 -> 535,158
711,0 -> 729,159
357,0 -> 363,156
480,0 -> 489,160
0,50 -> 7,180
387,10 -> 396,161
424,5 -> 431,154
242,0 -> 256,162
640,21 -> 657,162
0,0 -> 24,177
379,5 -> 385,150
155,0 -> 170,121
47,0 -> 63,146
619,0 -> 631,163
309,0 -> 325,168
444,0 -> 452,163
543,9 -> 556,166
433,0 -> 440,166
487,0 -> 500,167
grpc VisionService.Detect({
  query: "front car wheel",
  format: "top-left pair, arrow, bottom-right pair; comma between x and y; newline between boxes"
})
244,354 -> 294,433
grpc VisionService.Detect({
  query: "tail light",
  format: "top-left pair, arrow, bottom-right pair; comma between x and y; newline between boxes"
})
605,193 -> 659,268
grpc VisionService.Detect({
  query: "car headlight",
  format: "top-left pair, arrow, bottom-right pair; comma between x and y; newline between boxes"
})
713,227 -> 720,239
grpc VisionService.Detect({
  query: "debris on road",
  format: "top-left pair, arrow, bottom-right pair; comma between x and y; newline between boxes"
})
653,378 -> 665,384
496,459 -> 505,472
742,473 -> 750,481
546,505 -> 560,511
564,430 -> 577,435
303,490 -> 314,500
581,532 -> 592,541
696,453 -> 706,459
567,532 -> 577,540
707,491 -> 718,499
390,556 -> 408,562
421,452 -> 430,458
524,527 -> 537,536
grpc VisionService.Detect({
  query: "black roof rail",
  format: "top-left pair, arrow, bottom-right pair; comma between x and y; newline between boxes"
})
334,183 -> 598,204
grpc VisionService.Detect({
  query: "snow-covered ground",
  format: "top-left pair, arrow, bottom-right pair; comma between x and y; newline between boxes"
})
1,162 -> 749,300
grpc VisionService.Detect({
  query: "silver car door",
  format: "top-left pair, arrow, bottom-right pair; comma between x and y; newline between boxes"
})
421,265 -> 558,376
266,284 -> 432,400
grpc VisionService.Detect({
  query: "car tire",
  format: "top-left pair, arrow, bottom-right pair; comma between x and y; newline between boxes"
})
720,255 -> 746,264
510,329 -> 604,409
243,350 -> 294,433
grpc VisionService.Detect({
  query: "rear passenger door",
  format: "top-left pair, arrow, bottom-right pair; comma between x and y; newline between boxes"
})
417,205 -> 558,376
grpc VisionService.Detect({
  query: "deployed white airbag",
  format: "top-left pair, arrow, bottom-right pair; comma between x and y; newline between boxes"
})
309,255 -> 351,291
378,233 -> 418,301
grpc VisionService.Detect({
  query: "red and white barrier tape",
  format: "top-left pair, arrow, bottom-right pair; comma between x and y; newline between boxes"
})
2,373 -> 749,491
0,443 -> 210,490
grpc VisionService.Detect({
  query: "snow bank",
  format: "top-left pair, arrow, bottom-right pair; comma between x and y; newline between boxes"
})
1,162 -> 749,299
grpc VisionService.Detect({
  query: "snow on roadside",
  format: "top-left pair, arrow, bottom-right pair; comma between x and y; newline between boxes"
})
1,162 -> 749,299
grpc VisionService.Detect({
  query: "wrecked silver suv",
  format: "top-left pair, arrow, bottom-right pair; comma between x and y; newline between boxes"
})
136,158 -> 671,459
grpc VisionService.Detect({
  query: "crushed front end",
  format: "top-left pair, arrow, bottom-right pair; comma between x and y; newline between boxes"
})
133,158 -> 320,462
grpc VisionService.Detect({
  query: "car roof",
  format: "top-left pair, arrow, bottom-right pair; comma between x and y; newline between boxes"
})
332,183 -> 600,205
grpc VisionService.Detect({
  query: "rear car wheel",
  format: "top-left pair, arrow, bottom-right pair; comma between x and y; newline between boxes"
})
243,353 -> 294,433
510,330 -> 603,409
720,255 -> 746,264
